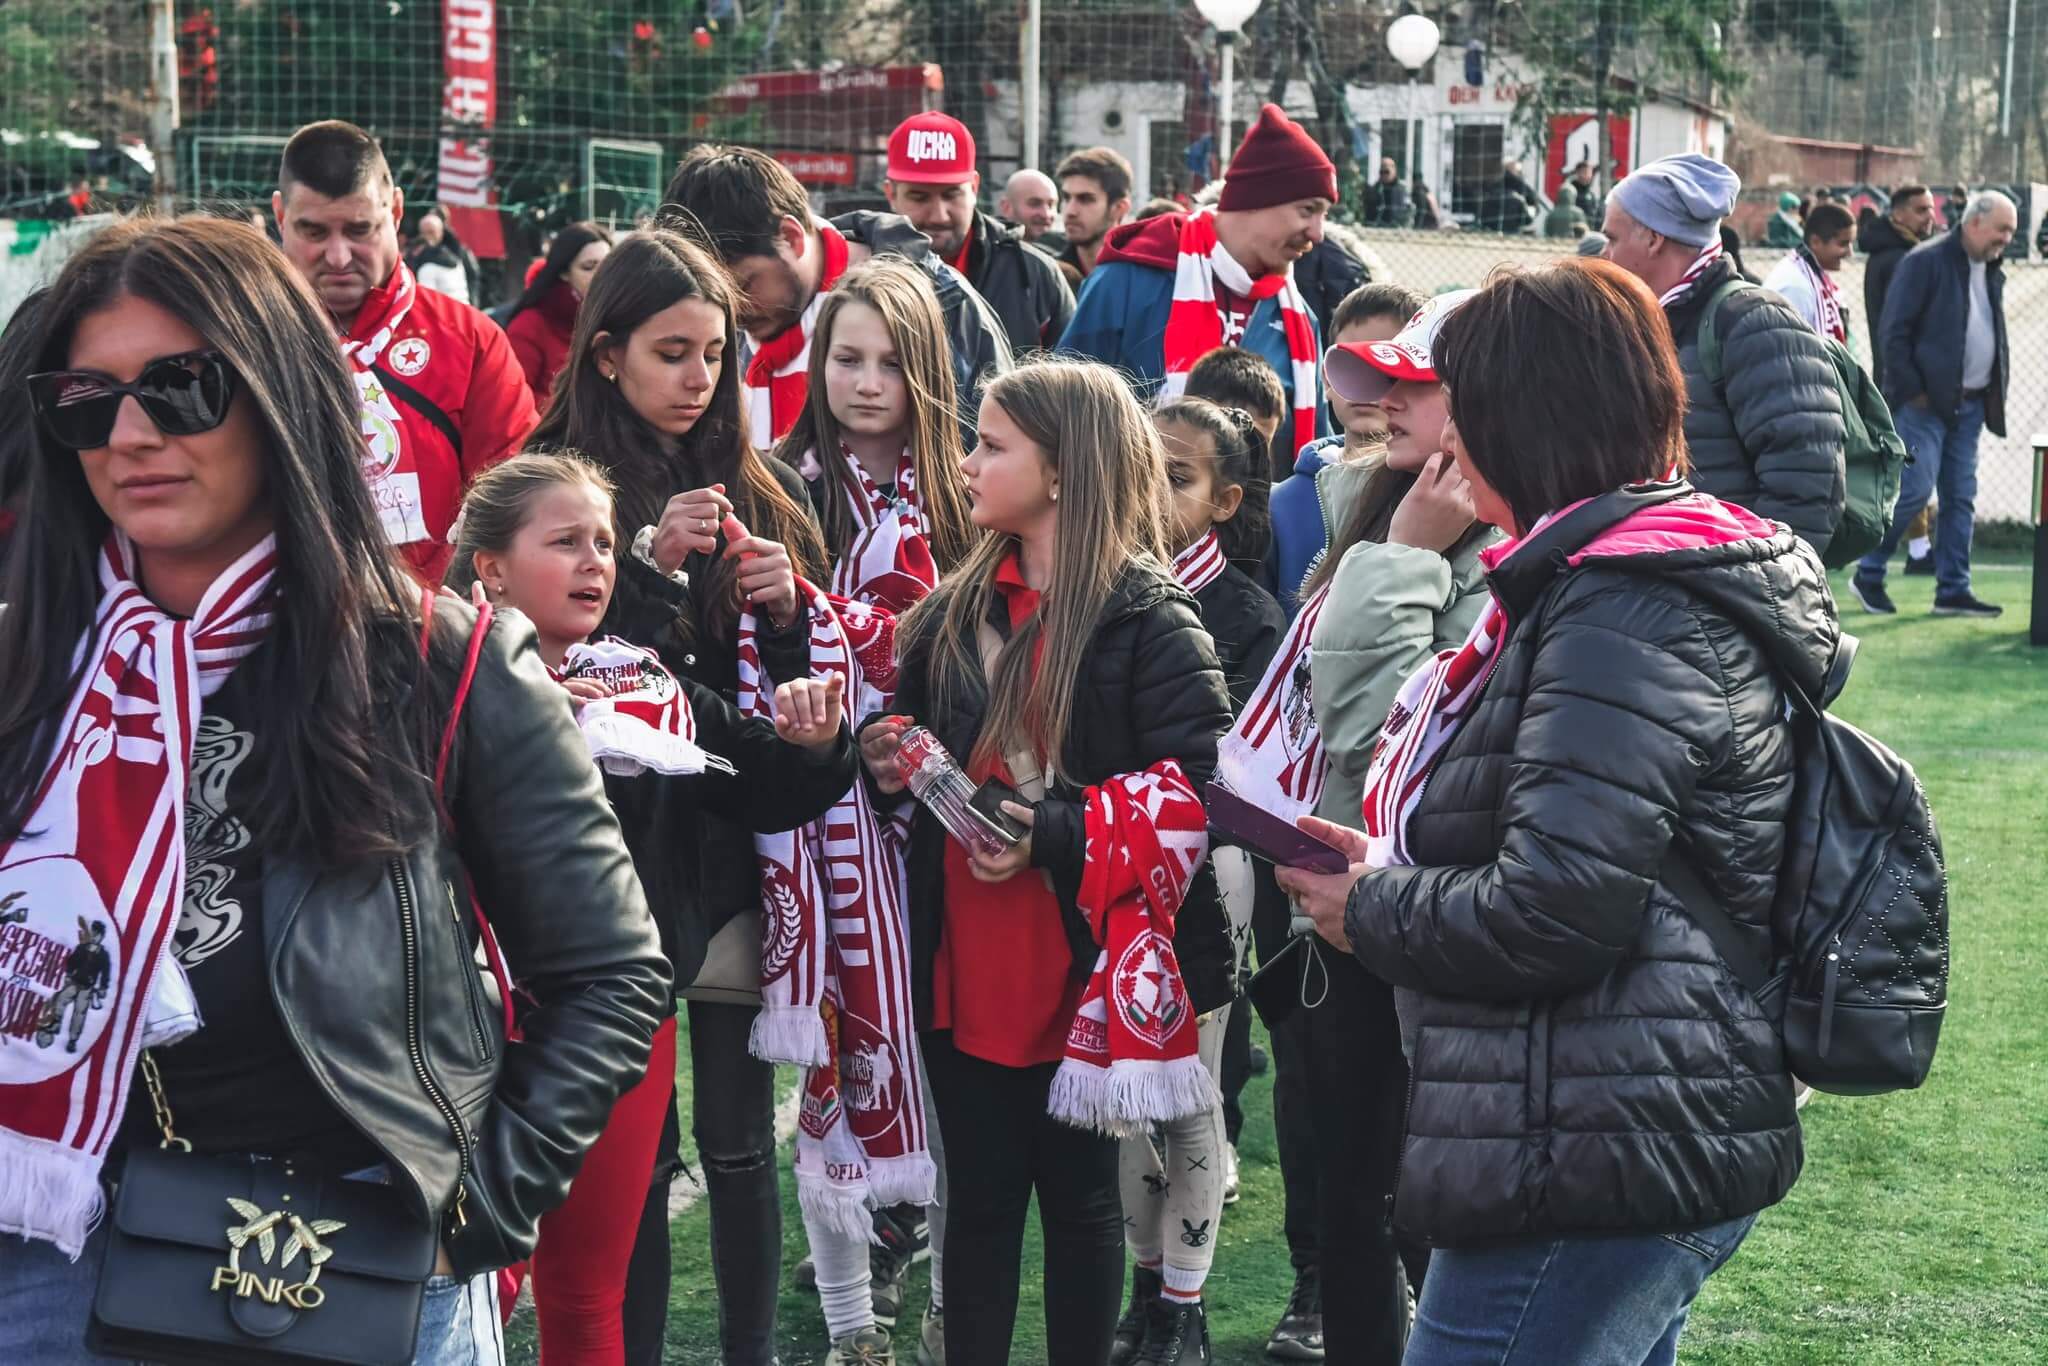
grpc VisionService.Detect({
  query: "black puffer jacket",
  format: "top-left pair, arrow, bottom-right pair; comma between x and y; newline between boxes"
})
599,456 -> 820,963
1666,255 -> 1846,555
1346,487 -> 1836,1247
880,560 -> 1236,1024
960,211 -> 1075,356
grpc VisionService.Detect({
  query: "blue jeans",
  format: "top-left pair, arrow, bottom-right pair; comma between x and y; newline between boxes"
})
0,1222 -> 503,1365
1402,1212 -> 1757,1366
1857,396 -> 1985,598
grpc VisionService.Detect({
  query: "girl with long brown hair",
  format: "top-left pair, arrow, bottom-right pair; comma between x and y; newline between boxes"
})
529,226 -> 828,1366
859,359 -> 1234,1366
771,259 -> 980,1363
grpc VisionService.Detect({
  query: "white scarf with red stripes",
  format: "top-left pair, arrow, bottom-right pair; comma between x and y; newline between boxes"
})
800,445 -> 940,614
1791,247 -> 1847,343
1658,240 -> 1725,309
0,533 -> 277,1257
1214,583 -> 1332,824
1159,210 -> 1319,452
741,223 -> 851,450
734,547 -> 932,1233
556,637 -> 733,778
1171,529 -> 1228,597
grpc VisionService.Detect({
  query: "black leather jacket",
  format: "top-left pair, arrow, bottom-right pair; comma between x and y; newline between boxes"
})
266,597 -> 670,1277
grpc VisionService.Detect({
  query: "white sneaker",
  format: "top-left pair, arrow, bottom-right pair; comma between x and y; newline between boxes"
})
917,1302 -> 945,1366
1222,1142 -> 1241,1206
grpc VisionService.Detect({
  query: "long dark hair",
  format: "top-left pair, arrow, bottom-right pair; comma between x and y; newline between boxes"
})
1298,461 -> 1418,601
0,217 -> 435,863
1155,397 -> 1271,564
530,227 -> 825,638
771,258 -> 977,573
505,221 -> 611,323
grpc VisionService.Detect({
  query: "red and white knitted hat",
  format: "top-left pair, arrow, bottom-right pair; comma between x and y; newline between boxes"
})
1324,288 -> 1478,404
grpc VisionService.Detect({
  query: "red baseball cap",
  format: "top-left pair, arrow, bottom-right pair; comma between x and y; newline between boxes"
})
1325,289 -> 1478,404
887,112 -> 977,185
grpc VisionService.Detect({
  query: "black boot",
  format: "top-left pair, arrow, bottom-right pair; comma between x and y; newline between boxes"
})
1135,1296 -> 1212,1365
1110,1265 -> 1162,1365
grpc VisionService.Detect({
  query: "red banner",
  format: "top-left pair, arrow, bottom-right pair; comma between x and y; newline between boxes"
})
1543,114 -> 1631,202
438,0 -> 505,259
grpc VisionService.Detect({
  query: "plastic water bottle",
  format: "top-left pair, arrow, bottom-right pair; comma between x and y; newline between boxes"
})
895,726 -> 1013,859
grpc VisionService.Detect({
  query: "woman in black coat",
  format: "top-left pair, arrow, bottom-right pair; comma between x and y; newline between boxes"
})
1281,258 -> 1831,1366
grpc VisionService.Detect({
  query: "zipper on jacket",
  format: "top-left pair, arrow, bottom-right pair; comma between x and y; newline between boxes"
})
389,833 -> 473,1230
448,883 -> 495,1063
1386,1046 -> 1420,1238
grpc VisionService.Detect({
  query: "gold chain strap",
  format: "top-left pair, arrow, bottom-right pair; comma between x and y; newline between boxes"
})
139,1050 -> 191,1152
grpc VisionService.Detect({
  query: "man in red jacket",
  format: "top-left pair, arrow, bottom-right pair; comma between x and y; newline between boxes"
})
272,120 -> 535,582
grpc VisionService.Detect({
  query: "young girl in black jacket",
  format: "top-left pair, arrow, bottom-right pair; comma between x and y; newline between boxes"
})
528,229 -> 832,1366
1103,399 -> 1284,1364
446,452 -> 854,1364
859,360 -> 1234,1366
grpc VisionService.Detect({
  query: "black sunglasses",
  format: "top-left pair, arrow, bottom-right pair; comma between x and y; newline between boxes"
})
25,350 -> 240,452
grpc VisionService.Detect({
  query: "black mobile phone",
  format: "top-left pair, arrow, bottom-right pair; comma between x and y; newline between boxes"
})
968,777 -> 1030,846
1246,934 -> 1314,1029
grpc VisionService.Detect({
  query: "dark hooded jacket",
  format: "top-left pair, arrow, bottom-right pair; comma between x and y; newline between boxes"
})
830,210 -> 1013,441
955,210 -> 1075,357
1346,486 -> 1833,1247
1857,214 -> 1922,389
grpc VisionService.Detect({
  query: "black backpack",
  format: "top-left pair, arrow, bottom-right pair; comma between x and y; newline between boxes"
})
1667,636 -> 1950,1095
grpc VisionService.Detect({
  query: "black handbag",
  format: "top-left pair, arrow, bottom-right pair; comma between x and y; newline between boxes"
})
86,1053 -> 439,1366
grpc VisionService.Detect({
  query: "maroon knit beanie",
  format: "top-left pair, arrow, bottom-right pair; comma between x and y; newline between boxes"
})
1219,104 -> 1338,212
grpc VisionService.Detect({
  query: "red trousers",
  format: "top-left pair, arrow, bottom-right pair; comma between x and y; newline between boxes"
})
503,1015 -> 676,1365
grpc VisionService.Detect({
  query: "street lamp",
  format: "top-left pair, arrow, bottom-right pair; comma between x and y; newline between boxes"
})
1385,12 -> 1440,200
1195,0 -> 1264,164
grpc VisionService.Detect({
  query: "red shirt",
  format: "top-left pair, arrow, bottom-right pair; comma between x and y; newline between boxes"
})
505,283 -> 579,410
931,551 -> 1077,1067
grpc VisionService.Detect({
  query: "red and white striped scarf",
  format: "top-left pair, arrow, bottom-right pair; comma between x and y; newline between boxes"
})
742,223 -> 851,450
1792,248 -> 1848,343
1158,210 -> 1319,454
0,533 -> 277,1257
1171,529 -> 1228,597
555,637 -> 733,778
735,555 -> 932,1231
1657,239 -> 1725,309
801,444 -> 941,614
1049,761 -> 1214,1137
1214,583 -> 1332,824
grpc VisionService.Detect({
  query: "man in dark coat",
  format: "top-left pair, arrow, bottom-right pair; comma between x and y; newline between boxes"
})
1858,185 -> 1936,389
1602,154 -> 1846,555
1852,190 -> 2019,618
883,112 -> 1073,354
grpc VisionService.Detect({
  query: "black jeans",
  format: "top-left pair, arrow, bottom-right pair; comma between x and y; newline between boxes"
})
1253,878 -> 1321,1274
921,1030 -> 1125,1366
620,998 -> 781,1366
1303,941 -> 1414,1363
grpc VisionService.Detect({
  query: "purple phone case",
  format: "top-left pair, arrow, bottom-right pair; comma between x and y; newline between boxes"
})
1203,782 -> 1352,874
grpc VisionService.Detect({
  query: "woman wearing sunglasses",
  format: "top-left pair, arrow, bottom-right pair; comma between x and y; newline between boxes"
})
0,218 -> 670,1366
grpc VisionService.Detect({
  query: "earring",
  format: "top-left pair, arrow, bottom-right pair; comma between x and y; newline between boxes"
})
605,371 -> 617,385
1050,487 -> 1060,502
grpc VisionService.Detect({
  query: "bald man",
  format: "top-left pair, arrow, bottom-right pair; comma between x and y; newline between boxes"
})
998,168 -> 1060,243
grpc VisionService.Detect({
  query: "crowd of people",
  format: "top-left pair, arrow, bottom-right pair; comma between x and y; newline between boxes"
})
0,95 -> 1977,1366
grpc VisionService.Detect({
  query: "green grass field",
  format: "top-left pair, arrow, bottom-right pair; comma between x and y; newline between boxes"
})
510,558 -> 2047,1365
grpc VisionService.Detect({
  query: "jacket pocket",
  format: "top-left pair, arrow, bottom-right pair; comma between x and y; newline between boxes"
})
446,883 -> 496,1065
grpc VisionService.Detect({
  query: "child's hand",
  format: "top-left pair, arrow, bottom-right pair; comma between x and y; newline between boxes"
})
559,676 -> 613,713
860,715 -> 910,793
773,675 -> 846,752
728,535 -> 800,627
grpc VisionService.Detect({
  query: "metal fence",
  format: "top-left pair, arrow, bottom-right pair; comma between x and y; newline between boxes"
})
2,0 -> 2042,522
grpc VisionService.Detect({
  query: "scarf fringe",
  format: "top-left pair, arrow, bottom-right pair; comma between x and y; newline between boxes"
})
749,1005 -> 831,1067
0,1135 -> 107,1261
863,1151 -> 937,1208
795,1172 -> 878,1245
1047,1056 -> 1217,1139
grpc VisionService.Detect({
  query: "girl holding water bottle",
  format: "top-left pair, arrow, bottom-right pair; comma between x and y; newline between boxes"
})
857,359 -> 1233,1366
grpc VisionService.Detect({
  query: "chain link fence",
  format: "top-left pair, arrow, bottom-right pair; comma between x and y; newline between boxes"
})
3,1 -> 2042,522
